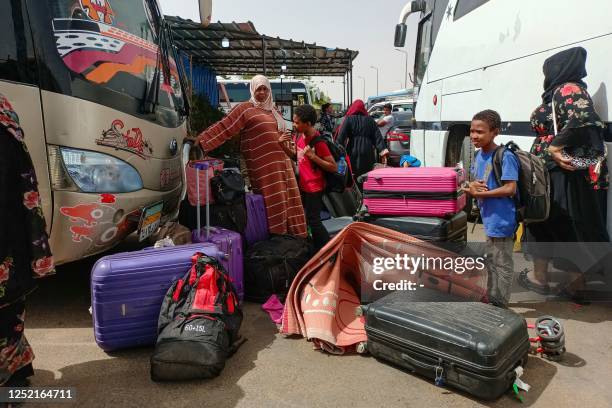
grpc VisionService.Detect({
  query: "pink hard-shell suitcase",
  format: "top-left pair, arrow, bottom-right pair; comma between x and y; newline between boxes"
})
186,158 -> 224,206
363,167 -> 466,217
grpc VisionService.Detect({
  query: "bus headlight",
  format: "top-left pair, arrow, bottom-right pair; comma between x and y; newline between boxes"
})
59,147 -> 143,193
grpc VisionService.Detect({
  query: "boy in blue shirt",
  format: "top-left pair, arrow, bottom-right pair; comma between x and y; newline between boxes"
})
464,110 -> 519,308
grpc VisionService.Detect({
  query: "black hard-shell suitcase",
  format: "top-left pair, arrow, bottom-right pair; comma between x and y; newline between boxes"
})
366,211 -> 467,241
322,184 -> 361,217
322,216 -> 354,237
360,289 -> 530,400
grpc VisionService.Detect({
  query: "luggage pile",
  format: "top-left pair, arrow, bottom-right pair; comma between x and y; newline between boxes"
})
91,153 -> 312,381
89,150 -> 540,399
323,166 -> 468,250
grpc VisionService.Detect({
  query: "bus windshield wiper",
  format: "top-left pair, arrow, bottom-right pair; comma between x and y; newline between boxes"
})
142,0 -> 172,115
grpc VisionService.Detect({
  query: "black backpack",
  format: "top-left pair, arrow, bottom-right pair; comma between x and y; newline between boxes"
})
150,253 -> 243,381
211,168 -> 245,204
244,235 -> 313,303
309,132 -> 354,193
492,141 -> 550,224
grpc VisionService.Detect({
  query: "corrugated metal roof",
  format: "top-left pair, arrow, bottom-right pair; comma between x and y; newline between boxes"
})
167,16 -> 358,77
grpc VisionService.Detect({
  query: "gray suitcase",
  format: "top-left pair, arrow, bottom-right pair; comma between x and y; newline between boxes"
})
361,289 -> 530,400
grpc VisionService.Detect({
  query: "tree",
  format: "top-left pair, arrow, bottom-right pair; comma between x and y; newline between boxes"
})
313,90 -> 331,109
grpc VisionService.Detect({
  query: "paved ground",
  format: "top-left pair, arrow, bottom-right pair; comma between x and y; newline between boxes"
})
19,225 -> 612,408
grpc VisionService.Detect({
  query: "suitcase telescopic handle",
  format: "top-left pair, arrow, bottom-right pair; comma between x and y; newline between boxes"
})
401,353 -> 439,371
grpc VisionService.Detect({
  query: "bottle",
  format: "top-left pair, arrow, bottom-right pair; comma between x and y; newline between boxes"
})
337,156 -> 347,175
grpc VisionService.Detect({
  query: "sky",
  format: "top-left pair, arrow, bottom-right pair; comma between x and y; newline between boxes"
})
159,0 -> 420,104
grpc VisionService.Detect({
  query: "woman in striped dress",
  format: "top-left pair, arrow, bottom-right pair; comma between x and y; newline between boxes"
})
197,75 -> 307,237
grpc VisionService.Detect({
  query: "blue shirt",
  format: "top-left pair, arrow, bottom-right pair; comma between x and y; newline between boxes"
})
472,148 -> 519,238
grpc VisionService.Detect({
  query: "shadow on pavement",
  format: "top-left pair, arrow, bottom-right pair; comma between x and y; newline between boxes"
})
31,303 -> 277,408
26,236 -> 153,329
26,265 -> 93,329
480,355 -> 558,407
514,301 -> 612,324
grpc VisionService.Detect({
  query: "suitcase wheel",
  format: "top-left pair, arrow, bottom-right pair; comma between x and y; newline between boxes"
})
356,342 -> 367,354
355,305 -> 365,317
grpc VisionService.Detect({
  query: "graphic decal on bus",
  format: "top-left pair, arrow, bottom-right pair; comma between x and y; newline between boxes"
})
60,195 -> 133,244
96,119 -> 153,158
69,224 -> 96,243
99,193 -> 117,204
79,0 -> 115,25
60,203 -> 105,227
52,18 -> 180,91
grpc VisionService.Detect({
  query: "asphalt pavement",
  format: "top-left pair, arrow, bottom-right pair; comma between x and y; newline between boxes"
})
18,226 -> 612,408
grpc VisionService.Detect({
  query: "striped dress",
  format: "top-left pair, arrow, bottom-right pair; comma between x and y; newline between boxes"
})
199,102 -> 307,237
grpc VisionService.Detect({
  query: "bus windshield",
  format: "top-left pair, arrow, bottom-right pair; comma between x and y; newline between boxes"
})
223,82 -> 250,102
48,0 -> 183,120
222,81 -> 310,106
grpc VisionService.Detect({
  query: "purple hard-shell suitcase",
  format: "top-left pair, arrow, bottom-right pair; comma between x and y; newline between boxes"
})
91,242 -> 225,351
190,158 -> 245,300
191,226 -> 244,301
245,193 -> 269,245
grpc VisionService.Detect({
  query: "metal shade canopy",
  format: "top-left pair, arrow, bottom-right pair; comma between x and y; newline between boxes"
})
166,16 -> 358,78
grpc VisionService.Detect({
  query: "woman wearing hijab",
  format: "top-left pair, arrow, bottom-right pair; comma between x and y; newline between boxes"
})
197,75 -> 307,238
0,93 -> 55,388
336,100 -> 389,180
519,47 -> 609,303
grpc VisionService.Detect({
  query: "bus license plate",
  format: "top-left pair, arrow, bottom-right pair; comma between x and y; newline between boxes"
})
138,202 -> 164,242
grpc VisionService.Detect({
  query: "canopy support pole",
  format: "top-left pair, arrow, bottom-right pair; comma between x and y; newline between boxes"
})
262,36 -> 267,75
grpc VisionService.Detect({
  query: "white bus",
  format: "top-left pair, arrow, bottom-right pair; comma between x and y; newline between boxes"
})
395,0 -> 612,172
218,79 -> 314,126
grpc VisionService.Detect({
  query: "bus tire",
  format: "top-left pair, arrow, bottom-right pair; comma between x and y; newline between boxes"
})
459,136 -> 476,220
445,130 -> 475,219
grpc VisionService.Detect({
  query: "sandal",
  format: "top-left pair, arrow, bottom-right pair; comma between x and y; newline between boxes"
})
518,269 -> 551,295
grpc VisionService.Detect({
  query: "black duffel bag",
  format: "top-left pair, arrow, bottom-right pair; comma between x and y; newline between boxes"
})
244,235 -> 313,303
211,168 -> 245,204
150,254 -> 243,381
179,198 -> 247,234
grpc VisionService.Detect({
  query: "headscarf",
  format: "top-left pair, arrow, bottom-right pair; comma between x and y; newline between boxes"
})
249,75 -> 286,131
345,99 -> 368,117
334,99 -> 369,139
541,47 -> 588,103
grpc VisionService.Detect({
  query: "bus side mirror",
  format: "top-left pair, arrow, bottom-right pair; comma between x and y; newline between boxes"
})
396,0 -> 427,47
395,24 -> 407,47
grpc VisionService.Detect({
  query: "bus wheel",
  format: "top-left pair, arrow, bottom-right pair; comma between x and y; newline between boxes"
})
445,131 -> 475,219
459,136 -> 477,220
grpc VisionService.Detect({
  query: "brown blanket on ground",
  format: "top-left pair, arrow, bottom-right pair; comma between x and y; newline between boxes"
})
281,222 -> 487,354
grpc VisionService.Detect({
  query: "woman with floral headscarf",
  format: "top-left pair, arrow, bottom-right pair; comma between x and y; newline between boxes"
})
520,47 -> 609,304
0,93 -> 55,388
197,75 -> 307,238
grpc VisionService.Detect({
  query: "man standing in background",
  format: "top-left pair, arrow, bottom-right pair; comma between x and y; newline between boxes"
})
376,103 -> 395,138
318,103 -> 335,134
